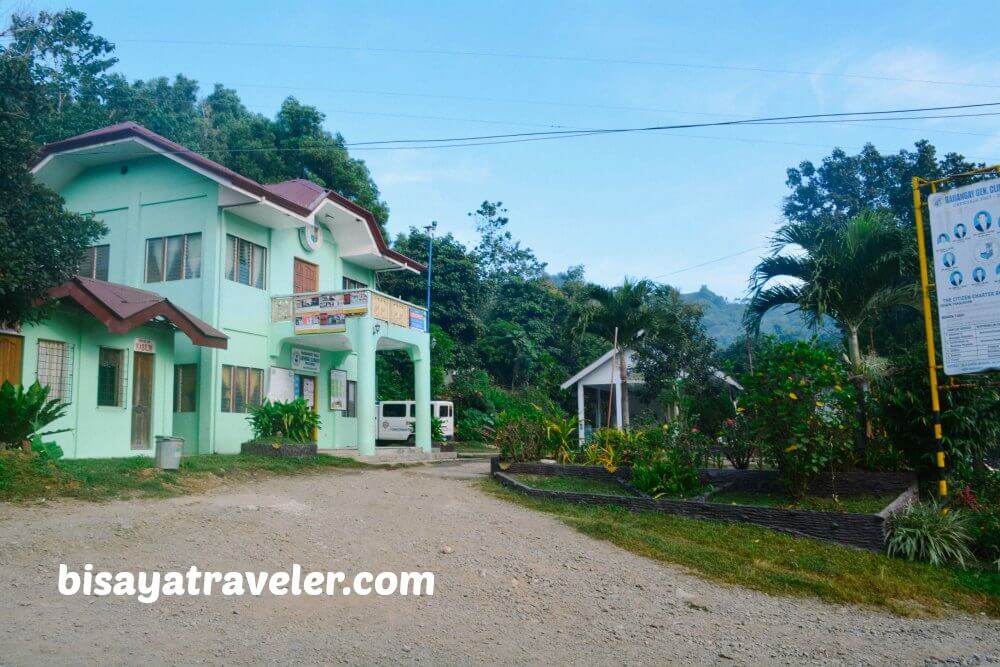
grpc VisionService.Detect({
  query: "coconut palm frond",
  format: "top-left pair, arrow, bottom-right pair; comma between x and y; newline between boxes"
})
743,283 -> 805,335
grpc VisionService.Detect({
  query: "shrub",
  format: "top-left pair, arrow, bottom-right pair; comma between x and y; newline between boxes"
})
887,502 -> 974,567
718,414 -> 755,469
0,381 -> 69,447
478,411 -> 545,462
953,472 -> 1000,571
539,410 -> 578,463
630,448 -> 704,498
247,400 -> 321,443
739,339 -> 857,498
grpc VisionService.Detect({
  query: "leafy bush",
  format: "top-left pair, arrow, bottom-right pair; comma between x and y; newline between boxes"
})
630,447 -> 704,498
718,414 -> 755,469
539,409 -> 578,463
247,400 -> 321,443
0,381 -> 69,447
953,471 -> 1000,571
739,339 -> 857,498
478,411 -> 545,462
887,502 -> 974,567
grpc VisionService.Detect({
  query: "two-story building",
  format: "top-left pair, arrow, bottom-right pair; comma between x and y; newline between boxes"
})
2,122 -> 432,458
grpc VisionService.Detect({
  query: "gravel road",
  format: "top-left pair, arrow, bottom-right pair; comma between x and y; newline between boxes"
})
0,459 -> 997,666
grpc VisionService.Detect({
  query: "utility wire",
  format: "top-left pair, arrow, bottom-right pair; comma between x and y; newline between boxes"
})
649,246 -> 769,279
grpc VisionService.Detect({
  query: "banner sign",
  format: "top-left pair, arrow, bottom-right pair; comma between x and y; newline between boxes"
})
928,181 -> 1000,375
408,307 -> 427,332
329,369 -> 348,411
267,367 -> 295,403
293,291 -> 369,335
291,347 -> 321,374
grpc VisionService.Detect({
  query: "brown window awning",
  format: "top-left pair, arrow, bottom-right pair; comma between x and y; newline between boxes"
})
48,277 -> 228,349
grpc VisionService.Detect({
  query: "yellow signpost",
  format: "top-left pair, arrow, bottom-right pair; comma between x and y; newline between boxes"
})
912,165 -> 1000,499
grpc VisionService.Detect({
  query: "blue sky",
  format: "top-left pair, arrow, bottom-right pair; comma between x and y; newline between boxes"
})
17,1 -> 1000,297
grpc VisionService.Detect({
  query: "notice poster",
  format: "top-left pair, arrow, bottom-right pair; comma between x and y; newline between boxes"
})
293,291 -> 369,334
408,307 -> 427,332
267,367 -> 295,403
329,369 -> 348,411
927,181 -> 1000,375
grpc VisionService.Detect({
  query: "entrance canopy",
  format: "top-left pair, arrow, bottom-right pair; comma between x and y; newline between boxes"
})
48,276 -> 228,349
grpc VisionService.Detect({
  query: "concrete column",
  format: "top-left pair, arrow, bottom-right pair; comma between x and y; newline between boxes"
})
412,346 -> 432,453
356,327 -> 377,455
576,382 -> 585,445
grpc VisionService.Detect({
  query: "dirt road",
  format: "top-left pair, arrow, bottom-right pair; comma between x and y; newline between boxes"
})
1,460 -> 997,665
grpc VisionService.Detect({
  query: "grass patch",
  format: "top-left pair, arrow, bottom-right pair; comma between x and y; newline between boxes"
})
481,478 -> 1000,617
511,473 -> 636,497
707,490 -> 898,514
1,452 -> 366,502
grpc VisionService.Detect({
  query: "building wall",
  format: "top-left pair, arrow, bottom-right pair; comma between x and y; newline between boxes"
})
18,309 -> 176,459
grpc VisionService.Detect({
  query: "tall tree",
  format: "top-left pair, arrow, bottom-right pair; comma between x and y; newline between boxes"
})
0,43 -> 105,325
744,210 -> 917,449
574,278 -> 656,429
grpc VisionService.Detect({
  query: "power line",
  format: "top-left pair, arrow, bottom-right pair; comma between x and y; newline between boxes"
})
649,246 -> 769,280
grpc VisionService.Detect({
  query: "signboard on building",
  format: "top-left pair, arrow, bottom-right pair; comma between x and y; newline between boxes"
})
293,291 -> 369,335
329,369 -> 348,411
928,180 -> 1000,375
134,338 -> 156,353
267,367 -> 295,403
291,347 -> 321,374
408,307 -> 427,332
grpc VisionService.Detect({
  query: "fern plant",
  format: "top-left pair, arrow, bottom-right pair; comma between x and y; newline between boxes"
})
0,381 -> 69,447
887,502 -> 974,567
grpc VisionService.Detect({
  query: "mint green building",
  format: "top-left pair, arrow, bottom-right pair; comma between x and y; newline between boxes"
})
7,122 -> 431,458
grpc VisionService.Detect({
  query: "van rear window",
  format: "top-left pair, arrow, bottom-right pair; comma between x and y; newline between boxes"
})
382,404 -> 407,417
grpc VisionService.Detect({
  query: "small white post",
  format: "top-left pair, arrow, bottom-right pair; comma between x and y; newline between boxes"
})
576,382 -> 585,445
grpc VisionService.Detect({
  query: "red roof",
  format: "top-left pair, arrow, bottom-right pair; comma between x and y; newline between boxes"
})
33,123 -> 425,272
48,277 -> 228,349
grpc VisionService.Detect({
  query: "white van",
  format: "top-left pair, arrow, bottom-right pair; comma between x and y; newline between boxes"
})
377,400 -> 455,443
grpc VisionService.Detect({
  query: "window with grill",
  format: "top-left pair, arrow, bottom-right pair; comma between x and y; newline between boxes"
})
226,235 -> 266,289
97,347 -> 126,407
220,364 -> 263,413
173,363 -> 197,413
342,276 -> 367,290
145,233 -> 201,282
79,245 -> 110,281
36,340 -> 74,403
345,380 -> 357,418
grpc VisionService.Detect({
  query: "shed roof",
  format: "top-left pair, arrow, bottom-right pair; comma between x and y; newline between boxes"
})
48,277 -> 228,349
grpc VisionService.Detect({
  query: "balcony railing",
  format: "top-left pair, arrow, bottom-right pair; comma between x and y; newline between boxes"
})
271,289 -> 427,334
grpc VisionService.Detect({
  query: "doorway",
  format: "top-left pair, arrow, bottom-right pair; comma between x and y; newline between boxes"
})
0,334 -> 23,385
294,373 -> 318,442
131,351 -> 154,450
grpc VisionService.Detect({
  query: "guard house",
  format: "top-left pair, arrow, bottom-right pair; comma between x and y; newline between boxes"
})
5,122 -> 431,458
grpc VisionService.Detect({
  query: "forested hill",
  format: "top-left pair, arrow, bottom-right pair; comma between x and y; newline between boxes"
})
680,286 -> 831,346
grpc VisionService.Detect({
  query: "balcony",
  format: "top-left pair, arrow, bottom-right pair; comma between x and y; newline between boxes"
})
270,289 -> 428,352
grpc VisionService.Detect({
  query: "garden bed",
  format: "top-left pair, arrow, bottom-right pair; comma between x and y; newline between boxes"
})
240,438 -> 318,457
491,458 -> 916,551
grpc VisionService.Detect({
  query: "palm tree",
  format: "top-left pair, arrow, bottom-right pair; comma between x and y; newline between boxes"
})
743,209 -> 916,448
575,278 -> 656,430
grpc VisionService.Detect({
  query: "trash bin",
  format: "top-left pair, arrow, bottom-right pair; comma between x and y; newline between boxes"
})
154,436 -> 184,470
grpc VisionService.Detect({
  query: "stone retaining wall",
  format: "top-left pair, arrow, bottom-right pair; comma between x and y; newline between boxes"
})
491,458 -> 915,551
240,441 -> 318,457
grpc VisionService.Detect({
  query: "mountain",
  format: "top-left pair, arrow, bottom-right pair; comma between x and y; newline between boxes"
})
680,286 -> 835,348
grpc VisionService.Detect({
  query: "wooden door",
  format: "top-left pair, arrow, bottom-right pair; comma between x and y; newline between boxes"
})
0,335 -> 23,386
131,352 -> 154,450
293,258 -> 319,294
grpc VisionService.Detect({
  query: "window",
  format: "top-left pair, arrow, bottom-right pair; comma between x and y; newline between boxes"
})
382,403 -> 407,418
97,347 -> 125,407
345,380 -> 357,418
36,340 -> 74,403
343,276 -> 367,291
174,364 -> 197,413
294,258 -> 319,294
79,245 -> 110,281
226,235 -> 266,289
145,233 -> 201,282
220,364 -> 263,413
